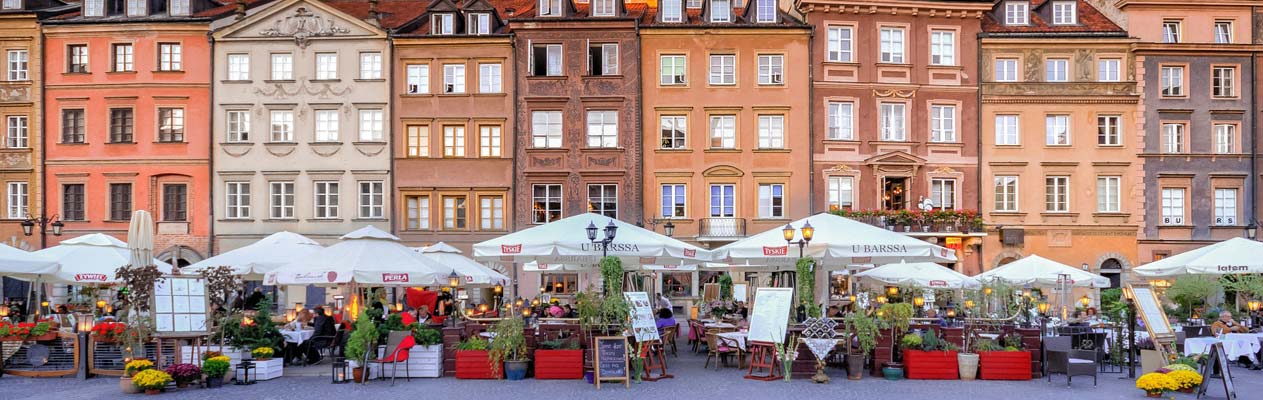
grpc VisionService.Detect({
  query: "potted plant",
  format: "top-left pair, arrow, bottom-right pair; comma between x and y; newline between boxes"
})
1167,369 -> 1202,393
132,369 -> 172,395
1136,371 -> 1179,398
902,330 -> 959,380
957,333 -> 980,381
344,309 -> 379,383
455,336 -> 499,379
878,303 -> 913,379
406,323 -> 444,378
202,356 -> 231,388
977,335 -> 1031,380
91,321 -> 126,344
163,363 -> 201,388
489,317 -> 529,381
121,359 -> 154,394
535,338 -> 582,379
251,346 -> 275,361
842,312 -> 879,380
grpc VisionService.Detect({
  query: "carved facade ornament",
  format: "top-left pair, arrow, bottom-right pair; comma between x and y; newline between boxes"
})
220,145 -> 253,158
253,80 -> 353,99
264,144 -> 297,157
309,144 -> 342,157
258,7 -> 351,48
930,166 -> 958,175
873,89 -> 915,98
823,164 -> 856,173
0,86 -> 30,102
352,143 -> 386,157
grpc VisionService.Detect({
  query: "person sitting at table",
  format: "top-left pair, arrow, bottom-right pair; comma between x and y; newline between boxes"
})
1212,311 -> 1249,336
415,305 -> 431,324
925,309 -> 947,327
655,308 -> 677,334
1084,307 -> 1103,326
826,306 -> 843,318
307,306 -> 336,364
735,301 -> 749,320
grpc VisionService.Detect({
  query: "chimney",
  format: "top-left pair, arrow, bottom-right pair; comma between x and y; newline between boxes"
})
234,0 -> 247,20
367,0 -> 381,26
505,7 -> 515,17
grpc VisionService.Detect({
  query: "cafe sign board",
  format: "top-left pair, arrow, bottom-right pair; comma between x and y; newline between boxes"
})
624,292 -> 660,343
747,287 -> 793,344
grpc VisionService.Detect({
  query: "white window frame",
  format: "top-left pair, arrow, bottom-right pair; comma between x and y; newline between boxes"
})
663,0 -> 682,22
827,26 -> 853,62
995,114 -> 1019,145
169,0 -> 190,16
314,110 -> 339,142
480,125 -> 502,157
1162,123 -> 1185,153
1097,115 -> 1121,146
433,13 -> 454,35
6,50 -> 27,81
929,30 -> 955,66
587,184 -> 618,218
539,0 -> 563,17
224,182 -> 251,219
1160,188 -> 1185,225
84,0 -> 104,17
661,55 -> 686,85
227,54 -> 250,80
826,101 -> 854,140
1214,21 -> 1233,44
710,115 -> 736,149
592,0 -> 616,16
5,116 -> 27,148
313,181 -> 340,219
1097,176 -> 1120,213
1214,123 -> 1235,154
532,111 -> 563,148
315,52 -> 338,80
1213,66 -> 1236,98
994,176 -> 1019,212
930,178 -> 955,210
661,184 -> 686,218
126,0 -> 146,16
443,63 -> 466,93
1214,188 -> 1238,226
709,184 -> 735,217
359,52 -> 383,80
443,125 -> 466,157
827,176 -> 854,210
879,27 -> 905,64
757,115 -> 784,149
1097,58 -> 1120,82
269,181 -> 294,219
406,64 -> 429,94
479,195 -> 505,230
226,110 -> 250,142
1051,1 -> 1076,25
710,0 -> 731,22
5,182 -> 26,219
270,53 -> 293,80
709,54 -> 735,85
995,58 -> 1018,82
879,103 -> 906,141
1045,59 -> 1068,82
1163,21 -> 1181,43
586,110 -> 618,148
1004,1 -> 1029,25
358,181 -> 384,219
1045,114 -> 1070,146
758,183 -> 785,218
532,184 -> 563,224
1161,66 -> 1184,96
755,0 -> 775,23
269,110 -> 293,142
358,109 -> 384,141
930,104 -> 956,142
469,13 -> 491,35
479,63 -> 502,93
757,54 -> 783,85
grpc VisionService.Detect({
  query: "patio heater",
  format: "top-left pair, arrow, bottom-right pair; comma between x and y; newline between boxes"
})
586,220 -> 619,258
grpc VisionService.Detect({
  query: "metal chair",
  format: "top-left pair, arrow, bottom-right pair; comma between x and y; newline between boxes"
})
1045,335 -> 1097,387
365,331 -> 413,386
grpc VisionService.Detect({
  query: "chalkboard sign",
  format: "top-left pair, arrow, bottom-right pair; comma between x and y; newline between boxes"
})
593,336 -> 629,389
1197,342 -> 1236,399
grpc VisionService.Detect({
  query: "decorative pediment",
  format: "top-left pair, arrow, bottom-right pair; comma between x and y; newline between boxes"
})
864,150 -> 925,166
214,0 -> 385,46
702,165 -> 744,177
873,89 -> 916,98
823,164 -> 857,174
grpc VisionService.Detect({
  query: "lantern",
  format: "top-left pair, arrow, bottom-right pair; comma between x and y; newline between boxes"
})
876,295 -> 888,304
964,299 -> 975,309
494,285 -> 503,294
1022,288 -> 1032,298
285,310 -> 296,322
1037,302 -> 1051,315
478,304 -> 489,313
241,317 -> 255,327
1079,295 -> 1091,307
531,299 -> 540,306
331,357 -> 350,384
40,300 -> 49,308
0,304 -> 9,317
912,296 -> 925,307
295,303 -> 304,312
946,308 -> 956,318
76,313 -> 94,333
104,305 -> 114,314
782,224 -> 796,242
448,271 -> 461,289
522,308 -> 532,318
886,287 -> 899,296
848,294 -> 857,303
235,360 -> 256,385
801,220 -> 814,241
983,287 -> 993,296
395,303 -> 404,312
95,300 -> 107,309
1249,300 -> 1261,312
515,299 -> 524,307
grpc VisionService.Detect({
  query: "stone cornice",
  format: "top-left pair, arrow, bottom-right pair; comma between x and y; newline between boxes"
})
799,1 -> 992,16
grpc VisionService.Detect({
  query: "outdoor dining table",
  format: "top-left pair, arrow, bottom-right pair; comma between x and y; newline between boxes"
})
705,322 -> 737,329
717,331 -> 748,351
1184,334 -> 1262,363
280,328 -> 314,344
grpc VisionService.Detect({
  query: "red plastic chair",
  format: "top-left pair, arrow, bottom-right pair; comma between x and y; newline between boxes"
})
370,333 -> 416,386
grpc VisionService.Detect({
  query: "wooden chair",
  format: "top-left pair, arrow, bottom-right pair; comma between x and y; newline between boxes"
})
704,332 -> 740,370
689,320 -> 706,353
661,325 -> 679,357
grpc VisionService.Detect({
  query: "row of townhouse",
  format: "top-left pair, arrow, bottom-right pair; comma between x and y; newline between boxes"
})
0,0 -> 1258,304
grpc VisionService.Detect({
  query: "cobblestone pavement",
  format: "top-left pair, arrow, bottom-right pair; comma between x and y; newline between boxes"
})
2,351 -> 1257,400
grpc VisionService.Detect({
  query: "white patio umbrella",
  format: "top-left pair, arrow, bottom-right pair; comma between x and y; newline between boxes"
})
0,243 -> 58,275
415,242 -> 510,287
520,261 -> 698,272
975,255 -> 1111,288
473,213 -> 712,267
713,213 -> 957,269
854,261 -> 981,289
184,231 -> 323,279
265,226 -> 454,286
13,233 -> 175,284
1134,237 -> 1263,277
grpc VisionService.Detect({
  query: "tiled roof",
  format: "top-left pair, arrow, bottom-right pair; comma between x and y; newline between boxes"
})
491,0 -> 645,20
640,3 -> 806,27
983,0 -> 1125,35
325,0 -> 430,29
49,0 -> 274,21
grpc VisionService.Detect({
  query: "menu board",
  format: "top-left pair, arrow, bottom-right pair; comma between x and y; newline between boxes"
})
593,336 -> 629,389
154,277 -> 208,333
747,287 -> 794,344
734,284 -> 748,303
1129,285 -> 1172,336
624,292 -> 660,343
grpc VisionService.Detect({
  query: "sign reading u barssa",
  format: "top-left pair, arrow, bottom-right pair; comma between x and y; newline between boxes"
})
580,242 -> 641,252
851,244 -> 909,253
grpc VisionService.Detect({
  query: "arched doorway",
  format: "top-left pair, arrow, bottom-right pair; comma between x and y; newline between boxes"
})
1099,258 -> 1123,288
156,245 -> 204,270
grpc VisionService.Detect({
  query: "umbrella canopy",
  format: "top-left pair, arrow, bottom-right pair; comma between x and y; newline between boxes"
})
1134,237 -> 1263,277
713,213 -> 957,268
415,242 -> 510,287
0,243 -> 58,275
185,231 -> 323,279
473,213 -> 712,266
975,255 -> 1111,288
854,261 -> 980,289
521,261 -> 699,272
16,233 -> 174,284
265,226 -> 454,286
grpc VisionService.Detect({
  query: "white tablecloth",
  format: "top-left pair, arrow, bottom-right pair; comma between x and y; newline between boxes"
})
1184,335 -> 1261,363
717,331 -> 748,351
706,322 -> 736,330
280,329 -> 314,344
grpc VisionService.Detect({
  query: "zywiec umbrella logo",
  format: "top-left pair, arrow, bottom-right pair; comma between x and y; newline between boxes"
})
326,271 -> 338,283
501,244 -> 522,254
639,257 -> 657,264
382,273 -> 410,283
762,246 -> 788,256
940,248 -> 949,258
683,249 -> 696,258
929,280 -> 948,287
74,273 -> 108,282
1217,265 -> 1250,272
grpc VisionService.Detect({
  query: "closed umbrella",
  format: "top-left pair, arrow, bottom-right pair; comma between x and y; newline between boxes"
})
127,210 -> 155,269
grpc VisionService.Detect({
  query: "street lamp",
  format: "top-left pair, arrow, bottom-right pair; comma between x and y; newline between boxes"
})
663,220 -> 675,238
1246,221 -> 1258,240
1079,295 -> 1091,307
586,220 -> 619,257
782,221 -> 814,258
448,271 -> 460,289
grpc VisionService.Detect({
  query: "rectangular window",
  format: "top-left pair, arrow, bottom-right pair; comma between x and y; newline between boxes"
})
1215,21 -> 1233,44
269,110 -> 293,142
315,52 -> 338,80
995,58 -> 1018,82
226,111 -> 250,142
6,182 -> 25,219
994,176 -> 1019,212
588,43 -> 618,76
539,0 -> 562,16
314,110 -> 339,142
660,55 -> 686,85
359,181 -> 384,219
126,0 -> 145,16
270,53 -> 293,80
1161,66 -> 1184,96
587,111 -> 618,148
443,63 -> 465,93
1045,114 -> 1069,145
6,50 -> 26,81
1161,123 -> 1184,153
468,13 -> 491,34
709,54 -> 735,85
359,52 -> 382,80
162,184 -> 186,221
879,27 -> 904,63
227,54 -> 249,80
432,13 -> 453,34
109,108 -> 133,143
1214,123 -> 1235,154
758,183 -> 784,218
660,115 -> 687,149
1213,66 -> 1235,98
880,103 -> 906,141
1,0 -> 17,9
158,43 -> 181,71
996,114 -> 1019,145
478,63 -> 502,93
757,54 -> 784,85
480,126 -> 501,157
709,184 -> 735,217
313,181 -> 339,219
710,0 -> 730,22
930,105 -> 955,142
407,125 -> 429,157
62,184 -> 84,221
406,64 -> 428,94
755,0 -> 775,23
157,108 -> 184,142
405,195 -> 429,230
1004,1 -> 1029,25
1214,188 -> 1238,226
531,44 -> 562,77
588,184 -> 618,218
930,30 -> 955,65
443,125 -> 466,157
1162,20 -> 1181,43
1161,188 -> 1185,225
358,109 -> 384,141
224,182 -> 250,219
710,115 -> 735,148
757,115 -> 784,148
1097,176 -> 1120,213
1045,59 -> 1068,82
827,27 -> 853,62
479,196 -> 504,230
109,183 -> 132,221
84,0 -> 103,16
661,184 -> 686,218
442,195 -> 466,228
827,177 -> 853,210
68,44 -> 88,73
112,44 -> 133,72
169,0 -> 189,15
269,181 -> 294,219
532,111 -> 562,148
1045,176 -> 1069,212
542,273 -> 578,295
826,102 -> 853,140
62,109 -> 85,144
662,0 -> 682,22
1051,1 -> 1076,25
5,116 -> 26,148
1098,59 -> 1120,82
931,179 -> 956,210
532,184 -> 563,223
1097,115 -> 1120,146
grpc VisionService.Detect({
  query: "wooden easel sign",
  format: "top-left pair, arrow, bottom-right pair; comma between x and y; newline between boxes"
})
1125,283 -> 1177,361
593,336 -> 629,389
1197,342 -> 1236,399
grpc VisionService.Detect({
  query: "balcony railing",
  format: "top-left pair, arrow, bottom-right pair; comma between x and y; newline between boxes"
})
699,217 -> 746,240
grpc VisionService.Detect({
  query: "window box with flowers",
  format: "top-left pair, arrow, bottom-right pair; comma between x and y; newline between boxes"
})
0,321 -> 54,341
91,321 -> 126,343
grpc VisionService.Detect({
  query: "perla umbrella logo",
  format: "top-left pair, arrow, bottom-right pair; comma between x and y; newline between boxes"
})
382,273 -> 410,283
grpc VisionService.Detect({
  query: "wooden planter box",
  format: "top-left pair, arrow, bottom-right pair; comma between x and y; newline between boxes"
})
979,351 -> 1031,380
534,349 -> 583,379
455,350 -> 501,379
903,350 -> 958,380
381,345 -> 444,378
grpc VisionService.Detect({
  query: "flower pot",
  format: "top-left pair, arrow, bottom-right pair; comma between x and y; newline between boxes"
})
120,377 -> 141,394
979,351 -> 1030,380
145,389 -> 161,395
352,367 -> 366,383
957,353 -> 979,381
903,350 -> 959,380
504,360 -> 529,381
206,377 -> 223,388
1145,391 -> 1163,398
455,350 -> 501,379
176,381 -> 189,388
881,366 -> 904,380
902,226 -> 911,232
1180,387 -> 1195,394
845,354 -> 865,380
535,349 -> 583,379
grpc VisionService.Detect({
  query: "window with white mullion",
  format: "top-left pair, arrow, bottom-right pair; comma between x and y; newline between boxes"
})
1214,188 -> 1238,226
757,184 -> 784,218
827,27 -> 853,62
269,181 -> 294,219
225,182 -> 251,219
826,102 -> 853,140
930,105 -> 955,142
1160,188 -> 1184,225
532,111 -> 563,148
1096,176 -> 1120,213
994,176 -> 1019,212
879,27 -> 905,63
995,115 -> 1019,146
709,55 -> 735,85
827,177 -> 853,210
1045,176 -> 1069,212
661,184 -> 686,218
757,115 -> 784,149
879,103 -> 906,141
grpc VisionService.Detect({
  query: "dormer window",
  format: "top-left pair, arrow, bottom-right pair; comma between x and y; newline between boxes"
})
687,0 -> 701,8
169,0 -> 190,16
126,0 -> 147,16
1051,1 -> 1075,25
468,13 -> 490,35
83,0 -> 104,17
662,0 -> 682,22
1,0 -> 21,10
540,0 -> 562,17
1003,1 -> 1028,25
755,0 -> 775,23
592,0 -> 615,16
432,14 -> 454,35
710,0 -> 731,22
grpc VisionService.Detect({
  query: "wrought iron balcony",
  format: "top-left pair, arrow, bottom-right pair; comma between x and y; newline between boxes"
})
698,218 -> 746,241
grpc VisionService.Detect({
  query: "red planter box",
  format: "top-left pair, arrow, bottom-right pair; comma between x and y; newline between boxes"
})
979,351 -> 1031,380
903,350 -> 958,380
534,349 -> 583,379
455,350 -> 502,379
